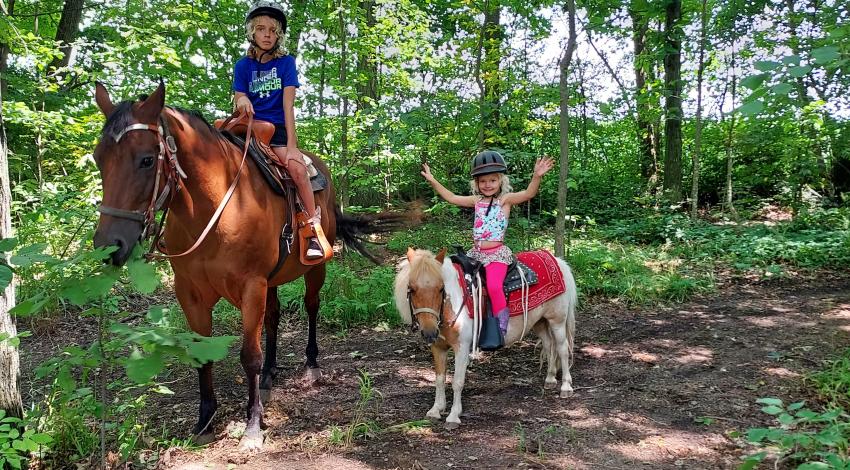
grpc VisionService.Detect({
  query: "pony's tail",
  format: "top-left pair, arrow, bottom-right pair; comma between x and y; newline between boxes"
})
334,205 -> 408,264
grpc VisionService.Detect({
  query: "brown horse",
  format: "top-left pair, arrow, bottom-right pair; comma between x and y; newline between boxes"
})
92,81 -> 400,450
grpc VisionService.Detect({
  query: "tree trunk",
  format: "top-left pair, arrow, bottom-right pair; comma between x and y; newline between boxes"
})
723,56 -> 738,219
0,0 -> 15,96
690,0 -> 708,218
479,0 -> 502,147
662,0 -> 683,203
338,0 -> 350,209
286,0 -> 307,56
629,3 -> 659,190
0,73 -> 23,420
555,0 -> 577,259
355,0 -> 378,111
49,0 -> 85,71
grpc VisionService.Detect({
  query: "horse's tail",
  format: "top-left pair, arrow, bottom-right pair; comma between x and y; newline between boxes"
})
334,205 -> 408,264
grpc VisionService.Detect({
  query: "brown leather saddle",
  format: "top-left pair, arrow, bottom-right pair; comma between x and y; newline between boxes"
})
213,112 -> 332,268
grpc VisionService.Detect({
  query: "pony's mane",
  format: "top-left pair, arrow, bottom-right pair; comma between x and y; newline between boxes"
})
394,249 -> 444,325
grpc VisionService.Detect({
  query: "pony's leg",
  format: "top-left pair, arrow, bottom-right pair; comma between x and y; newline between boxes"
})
445,343 -> 470,429
174,276 -> 219,441
239,278 -> 269,451
303,264 -> 326,383
426,345 -> 448,420
547,317 -> 574,398
260,286 -> 280,402
533,322 -> 559,389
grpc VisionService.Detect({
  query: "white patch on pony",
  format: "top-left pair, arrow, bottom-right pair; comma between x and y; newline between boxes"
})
441,257 -> 465,317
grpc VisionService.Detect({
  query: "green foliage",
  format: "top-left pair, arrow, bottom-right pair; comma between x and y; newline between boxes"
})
810,349 -> 850,410
0,410 -> 52,470
741,398 -> 850,469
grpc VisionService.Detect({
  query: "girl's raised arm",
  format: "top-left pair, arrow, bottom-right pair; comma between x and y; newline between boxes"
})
502,157 -> 555,206
422,163 -> 477,207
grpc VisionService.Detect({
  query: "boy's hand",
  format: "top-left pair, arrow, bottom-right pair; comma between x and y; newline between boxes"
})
421,163 -> 434,182
533,157 -> 555,177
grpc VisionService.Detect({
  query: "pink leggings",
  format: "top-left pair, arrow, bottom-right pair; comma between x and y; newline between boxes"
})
484,262 -> 508,314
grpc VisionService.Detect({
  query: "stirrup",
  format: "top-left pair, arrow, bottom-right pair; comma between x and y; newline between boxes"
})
296,211 -> 332,265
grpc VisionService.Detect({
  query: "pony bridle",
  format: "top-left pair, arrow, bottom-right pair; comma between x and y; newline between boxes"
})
407,286 -> 449,330
97,117 -> 187,242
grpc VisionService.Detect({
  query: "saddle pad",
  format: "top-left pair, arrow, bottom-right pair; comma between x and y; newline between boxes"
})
221,132 -> 328,195
503,260 -> 538,296
460,250 -> 566,318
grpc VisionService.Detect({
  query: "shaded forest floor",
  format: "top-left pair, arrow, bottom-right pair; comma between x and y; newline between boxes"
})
23,271 -> 850,469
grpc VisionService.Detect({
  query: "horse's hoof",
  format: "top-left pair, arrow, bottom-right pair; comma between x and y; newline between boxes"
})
445,421 -> 460,431
303,367 -> 322,384
544,379 -> 557,390
260,387 -> 271,403
238,431 -> 264,451
560,389 -> 574,398
192,432 -> 216,446
426,410 -> 442,421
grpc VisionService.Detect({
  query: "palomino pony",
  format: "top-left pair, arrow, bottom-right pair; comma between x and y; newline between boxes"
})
394,248 -> 577,429
92,82 -> 399,450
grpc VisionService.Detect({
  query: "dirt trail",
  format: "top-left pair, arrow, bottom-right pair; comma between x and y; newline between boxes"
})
26,274 -> 850,469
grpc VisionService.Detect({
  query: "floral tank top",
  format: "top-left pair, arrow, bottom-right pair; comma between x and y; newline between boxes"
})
473,197 -> 508,242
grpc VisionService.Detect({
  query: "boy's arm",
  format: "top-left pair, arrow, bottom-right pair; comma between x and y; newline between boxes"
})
422,164 -> 477,207
502,157 -> 555,205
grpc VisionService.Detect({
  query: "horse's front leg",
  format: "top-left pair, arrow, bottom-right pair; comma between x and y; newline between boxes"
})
426,344 -> 448,420
238,279 -> 268,451
303,265 -> 326,383
260,286 -> 281,402
445,340 -> 470,429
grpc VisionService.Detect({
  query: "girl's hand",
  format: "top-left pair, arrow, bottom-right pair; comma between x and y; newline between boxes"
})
236,95 -> 254,116
421,163 -> 434,182
533,157 -> 555,177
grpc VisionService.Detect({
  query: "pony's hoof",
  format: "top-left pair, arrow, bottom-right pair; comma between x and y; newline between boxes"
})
303,367 -> 322,385
426,410 -> 442,420
260,388 -> 271,403
192,432 -> 216,446
445,421 -> 460,431
238,431 -> 264,451
560,389 -> 574,398
544,379 -> 558,390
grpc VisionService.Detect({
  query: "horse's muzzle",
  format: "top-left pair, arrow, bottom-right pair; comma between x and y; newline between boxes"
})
94,223 -> 141,266
421,328 -> 439,345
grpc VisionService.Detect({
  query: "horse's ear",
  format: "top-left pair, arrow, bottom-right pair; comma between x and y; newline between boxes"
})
94,82 -> 114,117
136,80 -> 165,123
406,247 -> 416,263
435,247 -> 447,263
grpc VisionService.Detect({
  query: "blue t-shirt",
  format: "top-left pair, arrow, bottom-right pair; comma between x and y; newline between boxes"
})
232,55 -> 300,125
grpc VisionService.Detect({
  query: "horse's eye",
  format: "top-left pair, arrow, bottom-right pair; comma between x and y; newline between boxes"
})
139,156 -> 155,169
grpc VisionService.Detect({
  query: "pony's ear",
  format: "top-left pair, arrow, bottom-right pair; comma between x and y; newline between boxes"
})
136,79 -> 165,123
435,247 -> 447,263
94,82 -> 115,117
406,247 -> 416,263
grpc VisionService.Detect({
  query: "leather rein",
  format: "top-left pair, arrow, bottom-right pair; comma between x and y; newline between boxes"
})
97,111 -> 253,260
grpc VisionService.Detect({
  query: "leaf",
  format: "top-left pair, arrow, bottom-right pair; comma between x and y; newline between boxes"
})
811,46 -> 839,65
740,73 -> 768,90
125,350 -> 164,384
761,405 -> 783,415
787,401 -> 805,411
781,54 -> 801,65
789,65 -> 812,77
127,258 -> 160,294
187,335 -> 237,364
754,60 -> 782,72
739,452 -> 767,470
747,428 -> 770,443
756,397 -> 783,406
771,83 -> 793,96
9,297 -> 48,316
737,100 -> 764,117
0,238 -> 17,252
0,265 -> 12,291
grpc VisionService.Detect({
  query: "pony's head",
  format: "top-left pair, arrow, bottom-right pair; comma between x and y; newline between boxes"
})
394,247 -> 449,344
92,81 -> 167,266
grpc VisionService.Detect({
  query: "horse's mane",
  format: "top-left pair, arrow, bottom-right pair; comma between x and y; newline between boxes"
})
101,98 -> 226,144
393,249 -> 445,326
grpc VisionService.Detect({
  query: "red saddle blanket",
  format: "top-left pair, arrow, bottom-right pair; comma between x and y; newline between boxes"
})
456,250 -> 566,318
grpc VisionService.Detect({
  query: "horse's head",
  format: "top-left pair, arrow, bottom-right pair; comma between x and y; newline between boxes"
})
395,247 -> 448,344
92,81 -> 168,266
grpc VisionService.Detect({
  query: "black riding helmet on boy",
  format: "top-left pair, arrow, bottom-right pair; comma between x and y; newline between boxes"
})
245,1 -> 287,53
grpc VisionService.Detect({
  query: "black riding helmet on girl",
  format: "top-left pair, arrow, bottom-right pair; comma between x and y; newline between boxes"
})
471,150 -> 507,176
245,1 -> 287,52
